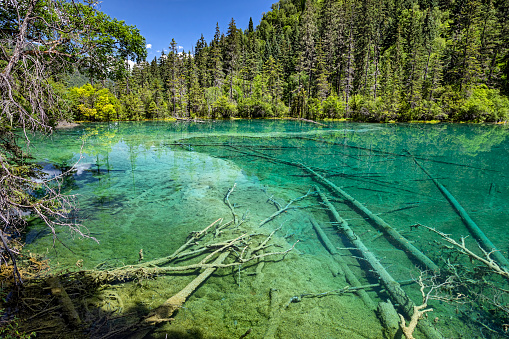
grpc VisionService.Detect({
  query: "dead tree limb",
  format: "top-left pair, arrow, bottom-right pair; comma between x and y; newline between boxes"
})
421,225 -> 509,280
225,183 -> 237,224
258,190 -> 314,227
143,251 -> 231,325
398,271 -> 453,339
87,232 -> 298,283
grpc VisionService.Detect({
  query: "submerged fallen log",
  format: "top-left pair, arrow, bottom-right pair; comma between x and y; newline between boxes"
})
144,251 -> 231,325
315,187 -> 443,339
410,154 -> 509,271
310,218 -> 375,310
46,276 -> 81,327
227,147 -> 438,271
296,135 -> 501,173
88,234 -> 297,284
287,117 -> 328,127
306,169 -> 439,272
175,117 -> 207,123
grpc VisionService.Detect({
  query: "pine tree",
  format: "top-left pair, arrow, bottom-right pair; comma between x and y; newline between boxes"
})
167,39 -> 179,115
195,34 -> 210,87
225,18 -> 240,99
314,39 -> 330,101
444,0 -> 483,92
248,17 -> 254,33
299,0 -> 317,96
210,23 -> 224,88
185,51 -> 203,116
263,55 -> 283,105
401,3 -> 425,109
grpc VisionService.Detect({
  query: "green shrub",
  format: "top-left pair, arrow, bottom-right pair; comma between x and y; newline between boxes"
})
211,95 -> 237,118
453,86 -> 509,122
322,95 -> 345,119
307,98 -> 322,120
350,95 -> 388,122
237,97 -> 273,118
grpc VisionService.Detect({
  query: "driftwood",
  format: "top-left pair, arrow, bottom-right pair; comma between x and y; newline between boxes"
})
315,186 -> 443,339
410,155 -> 509,271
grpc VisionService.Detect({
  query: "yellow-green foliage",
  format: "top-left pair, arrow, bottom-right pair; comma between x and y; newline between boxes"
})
70,84 -> 120,121
455,86 -> 509,122
211,95 -> 237,118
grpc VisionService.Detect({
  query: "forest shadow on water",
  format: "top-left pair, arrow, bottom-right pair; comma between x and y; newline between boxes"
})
4,120 -> 509,338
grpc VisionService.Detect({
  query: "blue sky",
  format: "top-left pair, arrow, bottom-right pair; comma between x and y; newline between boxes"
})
99,0 -> 275,60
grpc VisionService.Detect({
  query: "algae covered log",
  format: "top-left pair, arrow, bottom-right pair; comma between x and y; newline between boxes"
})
315,185 -> 443,339
303,165 -> 439,272
310,217 -> 375,310
410,154 -> 509,271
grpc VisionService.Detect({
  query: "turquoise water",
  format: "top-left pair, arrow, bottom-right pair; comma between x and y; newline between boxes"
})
25,120 -> 509,338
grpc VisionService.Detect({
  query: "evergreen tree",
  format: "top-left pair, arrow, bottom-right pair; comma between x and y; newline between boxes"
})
210,23 -> 225,88
299,0 -> 318,96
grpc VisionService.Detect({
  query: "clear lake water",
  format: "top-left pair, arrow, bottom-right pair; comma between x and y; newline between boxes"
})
24,120 -> 509,338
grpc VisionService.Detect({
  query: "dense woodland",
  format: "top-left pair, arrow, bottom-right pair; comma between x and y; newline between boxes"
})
68,0 -> 509,122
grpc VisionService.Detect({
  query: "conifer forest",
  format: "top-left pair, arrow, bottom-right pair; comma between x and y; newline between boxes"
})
68,0 -> 509,122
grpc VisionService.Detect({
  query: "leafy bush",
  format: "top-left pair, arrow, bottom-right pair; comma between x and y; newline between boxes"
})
211,95 -> 237,118
307,98 -> 322,119
455,86 -> 509,122
69,84 -> 120,121
350,95 -> 389,122
237,97 -> 273,118
322,95 -> 345,119
272,101 -> 289,117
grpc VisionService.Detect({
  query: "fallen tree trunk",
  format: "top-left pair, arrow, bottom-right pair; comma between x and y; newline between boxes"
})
305,168 -> 439,272
315,186 -> 443,339
228,146 -> 438,271
46,276 -> 81,327
410,154 -> 509,271
310,217 -> 375,310
287,117 -> 328,127
144,251 -> 231,325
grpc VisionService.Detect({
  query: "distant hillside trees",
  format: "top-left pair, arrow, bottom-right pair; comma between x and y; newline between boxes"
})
68,0 -> 509,123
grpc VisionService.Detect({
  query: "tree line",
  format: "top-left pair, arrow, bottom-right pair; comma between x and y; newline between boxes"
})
69,0 -> 509,123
